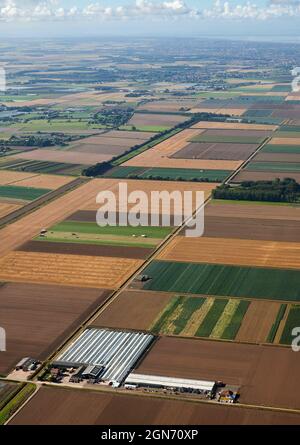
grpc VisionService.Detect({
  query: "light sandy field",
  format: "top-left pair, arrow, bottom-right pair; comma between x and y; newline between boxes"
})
270,137 -> 300,145
123,128 -> 242,170
12,149 -> 112,166
0,170 -> 39,186
157,236 -> 300,270
0,179 -> 113,257
82,178 -> 217,213
191,121 -> 277,131
0,202 -> 22,218
10,173 -> 74,189
0,251 -> 142,289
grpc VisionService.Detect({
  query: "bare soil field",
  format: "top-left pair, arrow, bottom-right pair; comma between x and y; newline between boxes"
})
236,301 -> 281,343
0,251 -> 142,289
91,290 -> 172,331
201,215 -> 300,242
107,130 -> 157,139
12,149 -> 112,166
191,121 -> 277,131
0,170 -> 38,186
233,170 -> 300,182
69,142 -> 132,156
172,142 -> 258,160
272,110 -> 300,119
0,179 -> 112,257
0,282 -> 111,375
0,202 -> 22,218
136,337 -> 300,410
19,240 -> 152,260
270,137 -> 300,145
9,386 -> 300,425
158,236 -> 300,270
253,152 -> 300,162
128,113 -> 187,127
206,201 -> 300,221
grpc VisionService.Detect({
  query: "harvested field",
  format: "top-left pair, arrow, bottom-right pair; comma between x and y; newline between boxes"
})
9,173 -> 74,190
233,170 -> 300,182
0,251 -> 142,289
270,137 -> 300,145
236,301 -> 281,343
191,121 -> 277,131
0,179 -> 114,257
0,170 -> 38,186
136,337 -> 300,410
0,282 -> 111,375
253,152 -> 300,162
0,202 -> 22,218
91,290 -> 172,331
106,130 -> 157,140
18,240 -> 153,260
12,149 -> 112,166
141,261 -> 300,301
157,236 -> 300,270
201,215 -> 300,242
171,142 -> 258,160
206,201 -> 300,221
128,113 -> 187,128
9,386 -> 300,425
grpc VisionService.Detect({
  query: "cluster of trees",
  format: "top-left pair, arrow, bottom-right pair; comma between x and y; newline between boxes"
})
82,161 -> 113,177
213,178 -> 300,203
93,107 -> 134,127
0,133 -> 76,148
127,174 -> 217,182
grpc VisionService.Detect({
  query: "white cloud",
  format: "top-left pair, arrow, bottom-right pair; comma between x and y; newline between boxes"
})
1,0 -> 300,22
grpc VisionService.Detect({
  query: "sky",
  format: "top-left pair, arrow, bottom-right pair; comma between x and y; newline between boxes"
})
0,0 -> 300,38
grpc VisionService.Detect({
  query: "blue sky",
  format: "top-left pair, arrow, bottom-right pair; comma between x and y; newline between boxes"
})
0,0 -> 300,39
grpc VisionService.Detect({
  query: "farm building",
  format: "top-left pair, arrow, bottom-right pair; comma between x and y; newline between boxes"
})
54,328 -> 154,386
125,373 -> 216,396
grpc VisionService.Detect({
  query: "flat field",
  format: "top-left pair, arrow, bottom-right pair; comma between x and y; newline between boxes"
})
0,282 -> 111,375
141,260 -> 300,301
136,336 -> 300,410
0,251 -> 143,289
171,142 -> 258,160
10,386 -> 300,425
158,236 -> 300,270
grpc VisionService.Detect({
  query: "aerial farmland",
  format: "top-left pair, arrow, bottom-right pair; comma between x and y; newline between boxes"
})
0,36 -> 300,427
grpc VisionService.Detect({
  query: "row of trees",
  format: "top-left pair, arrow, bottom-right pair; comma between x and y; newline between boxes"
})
213,178 -> 300,203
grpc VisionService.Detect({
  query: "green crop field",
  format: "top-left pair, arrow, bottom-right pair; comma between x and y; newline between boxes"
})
274,131 -> 300,138
279,305 -> 300,345
106,166 -> 231,182
142,261 -> 300,301
51,221 -> 172,238
246,161 -> 300,172
189,134 -> 265,144
150,295 -> 250,340
9,119 -> 105,132
243,109 -> 274,117
261,144 -> 300,154
0,159 -> 84,175
267,304 -> 287,343
279,125 -> 300,132
0,185 -> 51,201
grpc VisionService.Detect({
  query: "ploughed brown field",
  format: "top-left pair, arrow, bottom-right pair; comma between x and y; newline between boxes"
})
65,210 -> 176,226
233,171 -> 300,182
158,236 -> 300,270
199,129 -> 272,138
191,121 -> 277,131
206,201 -> 300,221
136,337 -> 300,410
0,251 -> 143,289
171,142 -> 258,160
9,387 -> 300,425
91,290 -> 172,331
19,240 -> 153,260
0,282 -> 111,375
236,300 -> 281,343
200,215 -> 300,243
